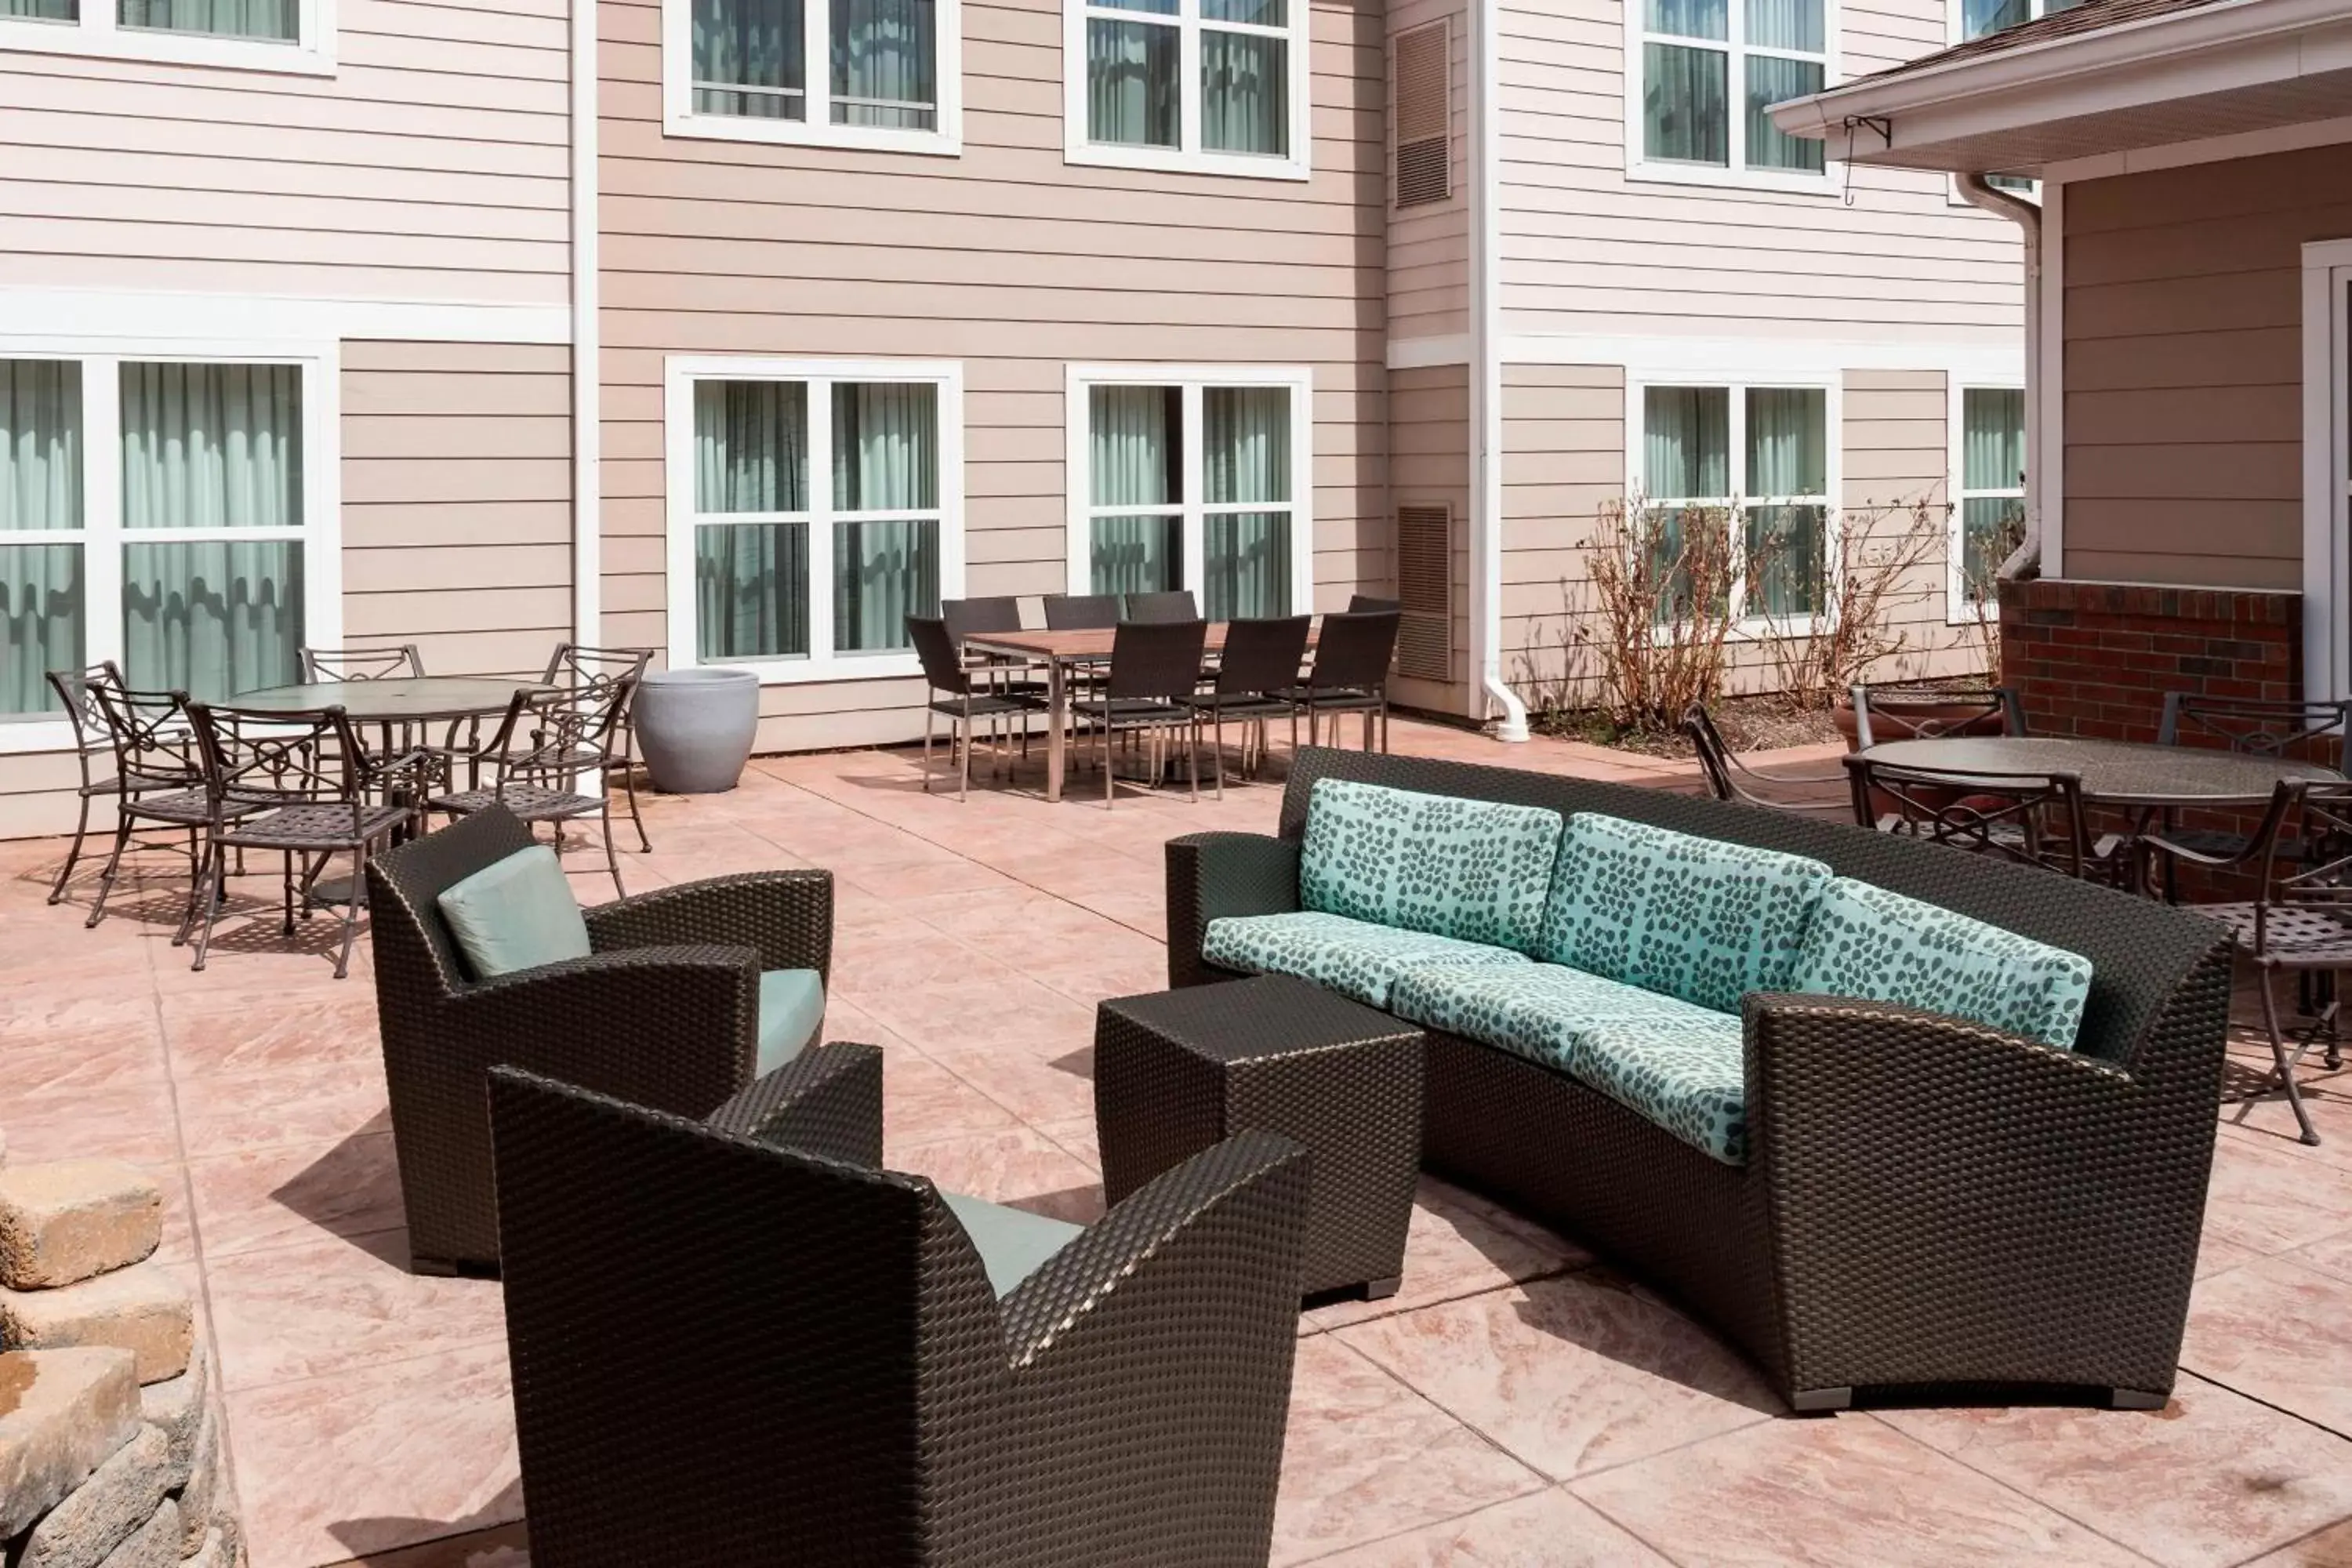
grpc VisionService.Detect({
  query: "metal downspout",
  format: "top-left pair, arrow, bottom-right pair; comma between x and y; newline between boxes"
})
1957,172 -> 2042,582
1468,0 -> 1530,740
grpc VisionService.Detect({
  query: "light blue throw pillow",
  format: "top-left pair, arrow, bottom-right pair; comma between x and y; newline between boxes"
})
757,969 -> 827,1076
1793,877 -> 2093,1050
1537,813 -> 1834,1014
1299,779 -> 1565,953
435,845 -> 591,980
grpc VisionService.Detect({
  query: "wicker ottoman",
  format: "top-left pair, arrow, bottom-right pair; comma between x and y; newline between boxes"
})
1094,975 -> 1425,1300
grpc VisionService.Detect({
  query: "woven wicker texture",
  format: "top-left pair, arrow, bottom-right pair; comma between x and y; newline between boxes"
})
366,806 -> 833,1272
489,1067 -> 1309,1566
1168,746 -> 2234,1406
1096,976 -> 1423,1296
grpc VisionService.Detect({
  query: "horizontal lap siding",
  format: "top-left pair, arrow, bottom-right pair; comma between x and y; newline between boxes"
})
1500,364 -> 1619,699
1388,364 -> 1471,712
2060,146 -> 2351,590
341,342 -> 576,677
0,0 -> 571,303
599,0 -> 1386,751
1387,0 -> 1468,346
1840,369 -> 1976,686
1493,0 -> 2024,342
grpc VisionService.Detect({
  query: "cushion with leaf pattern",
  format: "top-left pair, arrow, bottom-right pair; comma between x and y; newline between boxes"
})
1569,1014 -> 1749,1165
1794,877 -> 2092,1049
1200,911 -> 1531,1009
1390,960 -> 1724,1073
1537,813 -> 1833,1014
1298,779 -> 1565,954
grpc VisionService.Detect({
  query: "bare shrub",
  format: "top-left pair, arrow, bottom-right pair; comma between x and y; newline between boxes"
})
1751,498 -> 1947,710
1560,495 -> 1741,735
1958,502 -> 2027,685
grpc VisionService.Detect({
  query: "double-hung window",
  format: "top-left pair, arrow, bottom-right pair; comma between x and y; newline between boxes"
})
1069,366 -> 1310,619
1638,383 -> 1833,624
669,0 -> 962,152
668,358 -> 963,683
1066,0 -> 1309,180
1,353 -> 328,739
0,0 -> 331,71
1634,0 -> 1828,186
1950,385 -> 2024,614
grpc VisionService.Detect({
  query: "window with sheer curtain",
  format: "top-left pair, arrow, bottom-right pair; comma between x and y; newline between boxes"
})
1955,386 -> 2024,607
678,364 -> 956,677
678,0 -> 952,146
1078,375 -> 1301,619
2,356 -> 310,721
1640,382 -> 1830,624
1071,0 -> 1304,176
1639,0 -> 1827,179
0,0 -> 319,60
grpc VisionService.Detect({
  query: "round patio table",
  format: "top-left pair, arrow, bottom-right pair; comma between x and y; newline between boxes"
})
1859,735 -> 2341,808
230,676 -> 550,723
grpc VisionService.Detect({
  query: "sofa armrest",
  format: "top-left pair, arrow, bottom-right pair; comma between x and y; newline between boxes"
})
1164,833 -> 1300,987
585,870 -> 834,985
705,1040 -> 884,1170
1742,991 -> 2219,1395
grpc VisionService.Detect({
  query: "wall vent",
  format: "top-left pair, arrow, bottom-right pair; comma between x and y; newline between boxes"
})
1395,503 -> 1453,682
1392,20 -> 1450,209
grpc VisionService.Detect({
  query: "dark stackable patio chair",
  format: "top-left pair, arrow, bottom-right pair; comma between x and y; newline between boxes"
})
1087,619 -> 1210,807
430,683 -> 637,898
1846,681 -> 2027,746
2149,693 -> 2352,892
1043,593 -> 1122,630
909,615 -> 1031,800
942,593 -> 1047,724
366,804 -> 836,1273
1123,589 -> 1200,622
1178,615 -> 1310,797
1683,702 -> 1850,820
542,643 -> 656,854
42,660 -> 138,906
488,1062 -> 1310,1568
1276,608 -> 1399,751
1346,593 -> 1402,613
183,700 -> 420,979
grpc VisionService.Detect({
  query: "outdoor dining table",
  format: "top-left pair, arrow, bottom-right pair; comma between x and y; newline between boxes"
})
1856,735 -> 2343,808
962,623 -> 1316,803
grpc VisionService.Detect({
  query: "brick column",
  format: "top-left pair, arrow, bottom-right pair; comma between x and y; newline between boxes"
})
1997,579 -> 2302,740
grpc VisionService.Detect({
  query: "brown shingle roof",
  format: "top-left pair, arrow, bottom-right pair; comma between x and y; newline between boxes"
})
1849,0 -> 2235,85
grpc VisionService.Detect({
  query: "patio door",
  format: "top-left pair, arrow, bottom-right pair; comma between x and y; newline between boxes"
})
2303,241 -> 2352,702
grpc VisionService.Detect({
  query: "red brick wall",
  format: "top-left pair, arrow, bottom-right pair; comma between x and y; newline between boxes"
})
1998,579 -> 2302,741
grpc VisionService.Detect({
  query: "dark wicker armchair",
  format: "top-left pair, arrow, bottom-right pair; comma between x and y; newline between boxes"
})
489,1063 -> 1311,1568
1167,746 -> 2234,1413
365,805 -> 834,1275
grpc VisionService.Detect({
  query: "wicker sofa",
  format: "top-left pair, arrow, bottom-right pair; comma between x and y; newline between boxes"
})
1167,746 -> 2234,1411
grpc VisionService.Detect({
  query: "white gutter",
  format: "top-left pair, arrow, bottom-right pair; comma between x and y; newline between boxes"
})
569,0 -> 601,651
1467,0 -> 1529,743
1955,172 -> 2042,582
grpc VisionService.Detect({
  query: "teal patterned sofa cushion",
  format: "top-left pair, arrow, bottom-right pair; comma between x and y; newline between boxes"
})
1537,813 -> 1833,1013
1569,1014 -> 1748,1165
1200,911 -> 1531,1009
1794,877 -> 2094,1049
1299,780 -> 1566,953
1389,962 -> 1726,1074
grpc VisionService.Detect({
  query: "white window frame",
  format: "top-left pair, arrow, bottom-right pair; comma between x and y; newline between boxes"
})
1623,372 -> 1842,636
1623,0 -> 1838,194
1063,363 -> 1315,612
1946,378 -> 2026,625
664,356 -> 965,686
662,0 -> 964,157
1062,0 -> 1312,183
0,339 -> 341,756
0,0 -> 334,75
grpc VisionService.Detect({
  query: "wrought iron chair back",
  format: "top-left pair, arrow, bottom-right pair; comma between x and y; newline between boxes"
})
1846,682 -> 2026,747
186,702 -> 368,816
1682,702 -> 1849,818
2158,692 -> 2352,772
301,644 -> 425,683
90,683 -> 203,793
1845,755 -> 2095,880
41,661 -> 132,904
480,684 -> 633,798
541,642 -> 652,702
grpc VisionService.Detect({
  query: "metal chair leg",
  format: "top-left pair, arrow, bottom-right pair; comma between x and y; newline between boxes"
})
2254,967 -> 2323,1145
600,801 -> 626,899
332,844 -> 365,981
49,790 -> 93,905
1187,717 -> 1200,802
189,840 -> 227,973
622,764 -> 652,854
85,812 -> 136,930
1213,711 -> 1226,800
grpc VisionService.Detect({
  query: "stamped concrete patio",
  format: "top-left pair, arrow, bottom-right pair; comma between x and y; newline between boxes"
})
4,717 -> 2350,1568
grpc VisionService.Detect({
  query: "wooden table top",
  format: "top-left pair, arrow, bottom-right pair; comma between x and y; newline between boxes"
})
964,623 -> 1317,661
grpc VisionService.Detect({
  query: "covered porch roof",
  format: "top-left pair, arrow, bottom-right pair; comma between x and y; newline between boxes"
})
1769,0 -> 2352,176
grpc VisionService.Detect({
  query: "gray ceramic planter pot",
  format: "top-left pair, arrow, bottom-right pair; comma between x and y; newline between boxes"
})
634,666 -> 760,793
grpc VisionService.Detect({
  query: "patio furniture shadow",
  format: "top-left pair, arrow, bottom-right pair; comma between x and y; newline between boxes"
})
325,1481 -> 526,1566
267,1112 -> 404,1254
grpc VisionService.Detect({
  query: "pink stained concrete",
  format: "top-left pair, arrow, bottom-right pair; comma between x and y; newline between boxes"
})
0,717 -> 2343,1568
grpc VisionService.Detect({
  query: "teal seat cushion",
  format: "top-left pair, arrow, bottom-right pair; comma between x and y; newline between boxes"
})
939,1192 -> 1084,1298
1201,911 -> 1531,1008
1537,813 -> 1832,1013
435,844 -> 592,980
757,969 -> 826,1076
1390,961 -> 1724,1074
1299,779 -> 1566,953
1570,1013 -> 1749,1166
1795,877 -> 2093,1049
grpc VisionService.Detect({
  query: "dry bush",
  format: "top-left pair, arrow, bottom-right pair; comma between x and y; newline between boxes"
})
1555,496 -> 1742,735
1958,503 -> 2028,684
1752,498 -> 1946,710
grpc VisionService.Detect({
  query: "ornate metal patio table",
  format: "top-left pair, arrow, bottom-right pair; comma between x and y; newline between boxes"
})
231,676 -> 552,726
1858,735 -> 2341,808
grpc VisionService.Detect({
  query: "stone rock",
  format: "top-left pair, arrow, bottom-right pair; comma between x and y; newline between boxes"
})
0,1263 -> 192,1385
20,1423 -> 173,1568
175,1405 -> 220,1554
136,1341 -> 207,1486
0,1347 -> 140,1539
0,1162 -> 162,1292
92,1497 -> 178,1568
179,1530 -> 224,1568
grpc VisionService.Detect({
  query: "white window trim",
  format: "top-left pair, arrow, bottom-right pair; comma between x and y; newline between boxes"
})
0,336 -> 341,757
1062,0 -> 1312,182
1945,376 -> 2025,625
661,0 -> 964,157
664,355 -> 965,687
1622,371 -> 1842,637
1622,0 -> 1839,195
1062,362 -> 1315,612
0,0 -> 334,75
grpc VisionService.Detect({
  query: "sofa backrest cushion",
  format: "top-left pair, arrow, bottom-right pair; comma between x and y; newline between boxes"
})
1794,876 -> 2093,1049
436,844 -> 593,980
1300,779 -> 1565,953
1538,813 -> 1834,1014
